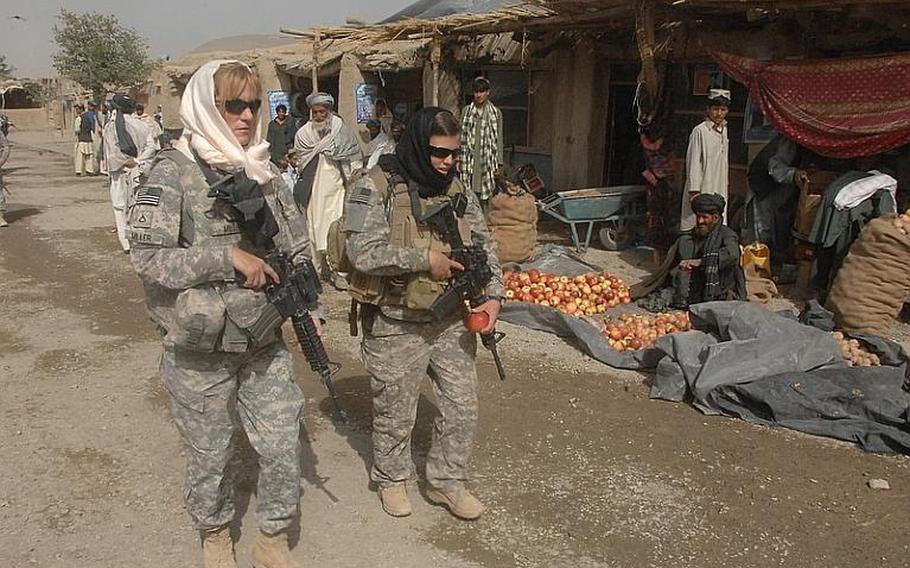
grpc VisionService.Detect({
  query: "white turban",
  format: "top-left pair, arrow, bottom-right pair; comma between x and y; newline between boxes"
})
306,92 -> 335,108
174,59 -> 274,184
708,88 -> 731,105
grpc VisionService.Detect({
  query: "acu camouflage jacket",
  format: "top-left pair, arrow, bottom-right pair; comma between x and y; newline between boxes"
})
128,149 -> 319,352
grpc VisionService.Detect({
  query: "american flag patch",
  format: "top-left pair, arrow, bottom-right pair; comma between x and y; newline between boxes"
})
135,186 -> 162,207
350,186 -> 372,204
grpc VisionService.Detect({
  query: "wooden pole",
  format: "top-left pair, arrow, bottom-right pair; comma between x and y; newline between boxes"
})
431,38 -> 442,107
311,30 -> 321,94
635,0 -> 659,104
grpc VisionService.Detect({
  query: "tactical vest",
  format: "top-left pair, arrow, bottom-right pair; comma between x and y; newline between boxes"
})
330,167 -> 471,312
155,149 -> 280,352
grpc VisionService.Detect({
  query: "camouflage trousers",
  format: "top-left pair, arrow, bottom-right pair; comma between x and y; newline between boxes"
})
361,312 -> 478,491
160,339 -> 304,534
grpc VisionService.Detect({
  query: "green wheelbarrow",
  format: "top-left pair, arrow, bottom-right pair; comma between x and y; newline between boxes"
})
537,185 -> 647,252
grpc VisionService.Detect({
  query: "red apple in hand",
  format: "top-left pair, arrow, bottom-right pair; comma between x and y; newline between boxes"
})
465,311 -> 490,333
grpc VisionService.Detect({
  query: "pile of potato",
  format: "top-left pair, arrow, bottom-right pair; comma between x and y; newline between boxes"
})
831,331 -> 881,367
890,210 -> 910,235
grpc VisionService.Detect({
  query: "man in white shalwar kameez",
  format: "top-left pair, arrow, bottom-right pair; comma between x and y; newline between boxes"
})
680,88 -> 731,231
293,92 -> 362,278
103,94 -> 156,253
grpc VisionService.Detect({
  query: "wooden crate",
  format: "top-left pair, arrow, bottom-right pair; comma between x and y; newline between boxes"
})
793,170 -> 840,238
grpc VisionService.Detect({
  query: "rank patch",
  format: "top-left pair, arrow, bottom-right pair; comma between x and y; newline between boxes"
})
132,211 -> 153,229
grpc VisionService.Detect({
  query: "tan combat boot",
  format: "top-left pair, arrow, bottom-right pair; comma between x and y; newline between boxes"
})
250,530 -> 298,568
425,486 -> 485,520
378,483 -> 412,517
201,525 -> 237,568
0,213 -> 7,228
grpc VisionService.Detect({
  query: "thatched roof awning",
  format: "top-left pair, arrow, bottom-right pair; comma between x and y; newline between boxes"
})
312,0 -> 910,44
312,3 -> 555,44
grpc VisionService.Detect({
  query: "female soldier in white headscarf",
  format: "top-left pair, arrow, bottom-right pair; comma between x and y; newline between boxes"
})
128,60 -> 319,568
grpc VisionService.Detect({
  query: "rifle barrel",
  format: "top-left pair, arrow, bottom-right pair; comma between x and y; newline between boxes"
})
291,312 -> 348,423
481,332 -> 506,381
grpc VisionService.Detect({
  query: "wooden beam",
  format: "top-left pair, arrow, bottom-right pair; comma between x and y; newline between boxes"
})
430,39 -> 441,106
311,31 -> 320,100
635,0 -> 659,101
279,27 -> 315,39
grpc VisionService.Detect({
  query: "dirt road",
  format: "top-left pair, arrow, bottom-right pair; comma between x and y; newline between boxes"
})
0,130 -> 907,568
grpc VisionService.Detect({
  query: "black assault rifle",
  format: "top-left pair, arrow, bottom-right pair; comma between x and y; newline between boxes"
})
265,252 -> 348,422
415,193 -> 507,381
203,169 -> 347,421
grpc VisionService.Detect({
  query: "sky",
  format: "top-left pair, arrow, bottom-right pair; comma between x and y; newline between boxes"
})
0,0 -> 409,77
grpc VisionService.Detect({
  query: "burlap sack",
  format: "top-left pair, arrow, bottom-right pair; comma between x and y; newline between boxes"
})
743,263 -> 778,304
488,189 -> 538,262
826,214 -> 910,334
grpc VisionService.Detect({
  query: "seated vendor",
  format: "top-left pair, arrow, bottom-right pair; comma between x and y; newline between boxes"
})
670,194 -> 746,308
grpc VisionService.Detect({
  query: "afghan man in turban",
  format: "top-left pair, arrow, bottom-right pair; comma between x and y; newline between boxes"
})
671,193 -> 745,306
293,92 -> 362,285
631,193 -> 745,309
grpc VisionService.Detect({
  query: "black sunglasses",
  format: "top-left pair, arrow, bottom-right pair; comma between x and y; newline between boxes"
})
428,145 -> 461,159
223,98 -> 262,114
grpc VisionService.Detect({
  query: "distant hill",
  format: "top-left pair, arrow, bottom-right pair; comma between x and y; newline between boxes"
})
187,34 -> 298,55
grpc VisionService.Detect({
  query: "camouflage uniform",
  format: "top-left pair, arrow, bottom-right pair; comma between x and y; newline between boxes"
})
129,149 -> 318,534
343,169 -> 505,491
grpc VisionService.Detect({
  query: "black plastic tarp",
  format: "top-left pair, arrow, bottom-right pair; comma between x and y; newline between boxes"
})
500,301 -> 664,370
651,302 -> 910,453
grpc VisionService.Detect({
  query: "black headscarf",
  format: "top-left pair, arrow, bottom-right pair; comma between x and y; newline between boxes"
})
110,94 -> 138,159
378,107 -> 457,198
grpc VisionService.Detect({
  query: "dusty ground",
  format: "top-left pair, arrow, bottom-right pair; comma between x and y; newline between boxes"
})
0,129 -> 908,568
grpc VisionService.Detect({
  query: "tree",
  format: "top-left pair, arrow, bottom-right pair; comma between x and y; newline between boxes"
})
0,56 -> 13,78
22,81 -> 49,107
52,9 -> 158,98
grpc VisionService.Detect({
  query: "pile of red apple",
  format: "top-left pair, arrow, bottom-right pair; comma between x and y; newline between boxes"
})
503,269 -> 632,316
599,312 -> 691,352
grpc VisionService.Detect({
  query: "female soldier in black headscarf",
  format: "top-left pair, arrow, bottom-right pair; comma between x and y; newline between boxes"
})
340,107 -> 505,520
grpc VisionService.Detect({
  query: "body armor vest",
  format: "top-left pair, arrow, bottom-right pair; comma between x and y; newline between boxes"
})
159,149 -> 278,352
340,168 -> 471,311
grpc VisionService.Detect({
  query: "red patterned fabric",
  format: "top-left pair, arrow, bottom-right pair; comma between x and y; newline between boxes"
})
715,51 -> 910,158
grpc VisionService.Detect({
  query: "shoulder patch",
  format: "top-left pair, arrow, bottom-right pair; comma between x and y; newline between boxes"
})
350,185 -> 373,205
132,210 -> 154,229
135,186 -> 162,207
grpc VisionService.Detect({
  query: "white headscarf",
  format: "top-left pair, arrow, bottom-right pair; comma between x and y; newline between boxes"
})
174,59 -> 274,184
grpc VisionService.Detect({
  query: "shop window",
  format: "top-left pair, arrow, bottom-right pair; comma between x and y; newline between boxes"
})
486,69 -> 529,148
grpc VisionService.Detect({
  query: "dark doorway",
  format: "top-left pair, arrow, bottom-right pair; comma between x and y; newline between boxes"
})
604,84 -> 644,186
289,75 -> 339,127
